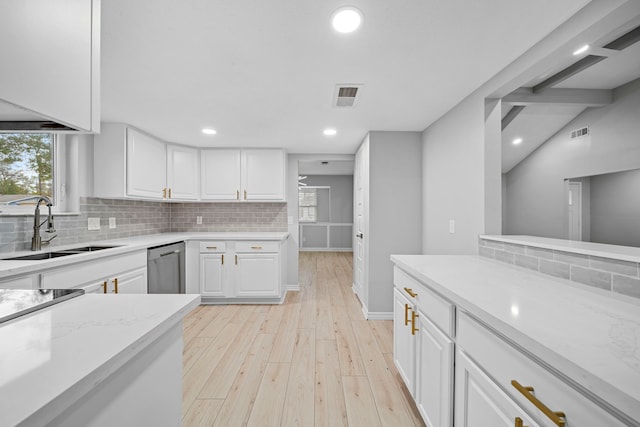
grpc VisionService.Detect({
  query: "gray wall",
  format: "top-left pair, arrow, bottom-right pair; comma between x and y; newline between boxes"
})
368,131 -> 422,313
590,169 -> 640,246
505,81 -> 640,239
304,175 -> 354,222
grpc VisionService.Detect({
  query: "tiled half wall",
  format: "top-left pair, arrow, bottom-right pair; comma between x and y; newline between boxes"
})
479,238 -> 640,299
0,197 -> 287,254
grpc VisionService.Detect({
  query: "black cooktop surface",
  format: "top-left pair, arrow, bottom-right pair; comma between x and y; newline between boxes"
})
0,288 -> 84,324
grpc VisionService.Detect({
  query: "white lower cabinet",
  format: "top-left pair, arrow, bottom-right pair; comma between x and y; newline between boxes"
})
393,284 -> 454,427
41,251 -> 148,294
454,349 -> 539,427
193,240 -> 284,302
236,253 -> 279,297
200,253 -> 225,297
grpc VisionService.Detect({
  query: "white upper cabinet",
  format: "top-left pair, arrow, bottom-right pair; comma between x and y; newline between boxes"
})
201,149 -> 242,200
167,144 -> 199,200
0,0 -> 100,132
126,128 -> 167,200
242,149 -> 285,200
94,124 -> 199,201
201,148 -> 285,201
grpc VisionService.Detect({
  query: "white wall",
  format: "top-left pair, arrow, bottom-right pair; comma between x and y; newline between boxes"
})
505,81 -> 640,238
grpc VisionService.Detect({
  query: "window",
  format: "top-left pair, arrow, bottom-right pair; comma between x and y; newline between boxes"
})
299,187 -> 318,222
0,133 -> 55,209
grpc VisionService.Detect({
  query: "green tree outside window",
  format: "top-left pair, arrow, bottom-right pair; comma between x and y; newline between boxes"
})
0,133 -> 53,203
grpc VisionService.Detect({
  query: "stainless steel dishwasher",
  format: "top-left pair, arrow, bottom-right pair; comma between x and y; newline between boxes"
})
147,241 -> 185,294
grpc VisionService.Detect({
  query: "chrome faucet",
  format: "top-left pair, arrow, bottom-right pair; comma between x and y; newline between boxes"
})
32,196 -> 57,251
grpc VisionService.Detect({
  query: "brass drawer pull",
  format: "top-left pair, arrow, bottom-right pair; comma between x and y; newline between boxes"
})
113,278 -> 119,294
411,311 -> 419,335
162,188 -> 167,198
404,303 -> 410,326
244,190 -> 247,200
206,246 -> 218,249
251,245 -> 263,250
102,280 -> 108,294
514,417 -> 528,427
235,254 -> 238,265
511,380 -> 566,427
221,254 -> 224,265
168,188 -> 172,198
404,287 -> 417,298
236,190 -> 240,200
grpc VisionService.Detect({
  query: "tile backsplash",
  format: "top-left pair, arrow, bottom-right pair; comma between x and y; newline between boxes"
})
0,197 -> 287,254
479,238 -> 640,299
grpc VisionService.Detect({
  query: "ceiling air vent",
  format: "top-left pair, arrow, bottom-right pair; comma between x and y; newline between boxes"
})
333,84 -> 363,108
570,126 -> 589,139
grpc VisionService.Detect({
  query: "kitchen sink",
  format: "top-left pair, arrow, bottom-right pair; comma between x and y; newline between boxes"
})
1,245 -> 120,261
3,252 -> 76,261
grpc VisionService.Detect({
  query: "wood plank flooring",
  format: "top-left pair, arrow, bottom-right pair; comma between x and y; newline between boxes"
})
182,251 -> 425,427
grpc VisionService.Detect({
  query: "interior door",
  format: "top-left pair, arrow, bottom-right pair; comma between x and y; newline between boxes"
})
568,181 -> 582,241
354,143 -> 367,303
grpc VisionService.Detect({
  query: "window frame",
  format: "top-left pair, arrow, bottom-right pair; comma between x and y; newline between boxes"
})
0,133 -> 60,216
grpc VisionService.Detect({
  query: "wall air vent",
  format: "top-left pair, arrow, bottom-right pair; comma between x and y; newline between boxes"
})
333,84 -> 363,108
570,126 -> 589,139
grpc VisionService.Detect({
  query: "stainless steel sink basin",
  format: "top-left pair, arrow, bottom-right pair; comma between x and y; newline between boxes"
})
65,245 -> 119,252
3,252 -> 75,261
2,245 -> 120,261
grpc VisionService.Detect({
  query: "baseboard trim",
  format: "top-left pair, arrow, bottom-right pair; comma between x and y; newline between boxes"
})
287,283 -> 300,291
364,311 -> 393,320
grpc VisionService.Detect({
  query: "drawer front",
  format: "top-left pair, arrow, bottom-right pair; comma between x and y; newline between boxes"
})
456,311 -> 628,427
41,251 -> 147,289
199,241 -> 227,253
394,266 -> 454,337
235,241 -> 280,253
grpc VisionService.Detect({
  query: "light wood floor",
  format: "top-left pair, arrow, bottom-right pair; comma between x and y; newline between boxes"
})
181,251 -> 425,427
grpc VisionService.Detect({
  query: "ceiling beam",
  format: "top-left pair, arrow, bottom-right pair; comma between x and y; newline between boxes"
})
502,87 -> 612,107
533,55 -> 606,93
501,106 -> 525,131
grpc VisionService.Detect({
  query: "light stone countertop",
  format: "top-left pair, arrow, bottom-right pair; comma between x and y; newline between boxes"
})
0,232 -> 289,279
390,254 -> 640,424
480,234 -> 640,263
0,293 -> 200,426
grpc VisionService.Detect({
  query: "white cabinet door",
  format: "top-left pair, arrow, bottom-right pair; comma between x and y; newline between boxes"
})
126,128 -> 167,200
416,311 -> 454,427
454,349 -> 539,427
112,267 -> 148,294
235,253 -> 279,297
201,149 -> 242,200
393,288 -> 415,396
0,0 -> 99,131
167,144 -> 199,200
200,253 -> 225,297
242,149 -> 285,200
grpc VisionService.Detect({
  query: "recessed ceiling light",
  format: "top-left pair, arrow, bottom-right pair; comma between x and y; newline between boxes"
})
323,128 -> 337,136
331,7 -> 363,33
573,44 -> 590,55
202,128 -> 217,135
513,138 -> 523,145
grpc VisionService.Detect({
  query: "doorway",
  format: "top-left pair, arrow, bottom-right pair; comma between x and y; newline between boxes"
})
567,181 -> 582,241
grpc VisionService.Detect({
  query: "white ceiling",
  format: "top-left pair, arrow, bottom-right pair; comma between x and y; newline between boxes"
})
100,0 -> 590,154
501,17 -> 640,173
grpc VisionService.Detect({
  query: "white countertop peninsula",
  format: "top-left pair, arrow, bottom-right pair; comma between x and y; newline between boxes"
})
0,232 -> 289,280
0,293 -> 200,426
391,254 -> 640,425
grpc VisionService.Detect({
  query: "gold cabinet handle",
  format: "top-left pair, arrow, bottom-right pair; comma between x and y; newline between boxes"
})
113,278 -> 119,294
514,417 -> 528,427
251,245 -> 262,250
206,246 -> 217,249
404,287 -> 417,298
404,303 -> 410,326
236,190 -> 240,200
511,380 -> 566,427
162,188 -> 167,198
244,190 -> 247,200
221,254 -> 224,265
168,188 -> 172,199
235,254 -> 238,265
102,280 -> 108,294
411,311 -> 419,335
